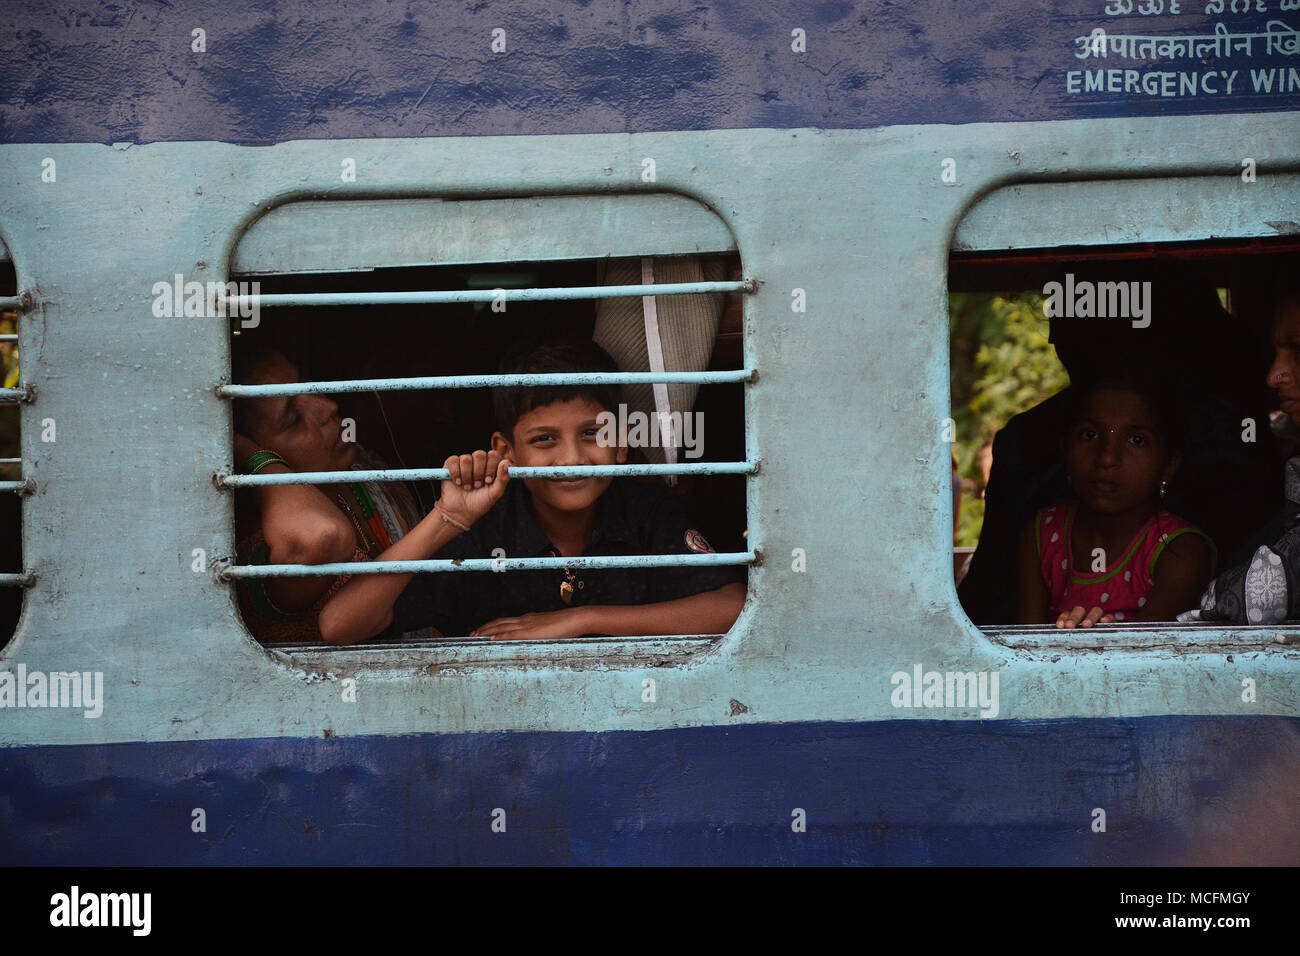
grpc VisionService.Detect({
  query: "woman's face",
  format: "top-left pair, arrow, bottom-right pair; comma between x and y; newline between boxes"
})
1266,298 -> 1300,421
244,354 -> 357,473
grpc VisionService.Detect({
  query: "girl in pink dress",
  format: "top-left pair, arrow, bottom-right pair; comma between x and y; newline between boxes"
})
1016,376 -> 1215,628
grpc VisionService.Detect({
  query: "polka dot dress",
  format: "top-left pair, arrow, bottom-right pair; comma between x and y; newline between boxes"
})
1035,502 -> 1211,621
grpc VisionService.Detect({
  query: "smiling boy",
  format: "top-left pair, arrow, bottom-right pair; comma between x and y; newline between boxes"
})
318,342 -> 745,644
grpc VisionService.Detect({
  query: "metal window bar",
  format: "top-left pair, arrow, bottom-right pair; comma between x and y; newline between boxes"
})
0,573 -> 33,588
222,461 -> 755,489
221,277 -> 756,579
0,296 -> 24,312
220,278 -> 754,311
220,369 -> 752,399
222,551 -> 754,582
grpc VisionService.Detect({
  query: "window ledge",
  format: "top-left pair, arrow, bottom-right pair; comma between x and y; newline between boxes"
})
266,633 -> 723,676
984,623 -> 1300,651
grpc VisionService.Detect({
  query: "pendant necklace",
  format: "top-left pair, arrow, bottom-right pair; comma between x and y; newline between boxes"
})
549,548 -> 585,605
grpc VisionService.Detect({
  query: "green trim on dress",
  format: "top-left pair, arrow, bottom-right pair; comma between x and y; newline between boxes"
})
1148,526 -> 1217,578
1064,503 -> 1152,586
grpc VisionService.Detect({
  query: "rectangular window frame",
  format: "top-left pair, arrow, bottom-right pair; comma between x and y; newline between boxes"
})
949,174 -> 1300,653
222,194 -> 757,672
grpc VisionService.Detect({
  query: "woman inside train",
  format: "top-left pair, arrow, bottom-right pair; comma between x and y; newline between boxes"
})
231,345 -> 437,643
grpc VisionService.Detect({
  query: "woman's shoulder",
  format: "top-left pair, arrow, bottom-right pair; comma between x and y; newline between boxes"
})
1148,511 -> 1217,573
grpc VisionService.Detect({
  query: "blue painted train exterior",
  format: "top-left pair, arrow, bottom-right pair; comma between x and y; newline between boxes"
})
4,717 -> 1300,866
2,0 -> 1299,865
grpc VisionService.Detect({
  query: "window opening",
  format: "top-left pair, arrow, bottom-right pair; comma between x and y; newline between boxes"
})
950,239 -> 1300,637
219,253 -> 754,650
0,249 -> 29,649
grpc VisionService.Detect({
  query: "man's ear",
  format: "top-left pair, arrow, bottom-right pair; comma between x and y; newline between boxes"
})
491,431 -> 513,457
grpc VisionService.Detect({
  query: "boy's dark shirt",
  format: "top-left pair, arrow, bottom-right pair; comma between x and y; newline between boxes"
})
392,479 -> 744,637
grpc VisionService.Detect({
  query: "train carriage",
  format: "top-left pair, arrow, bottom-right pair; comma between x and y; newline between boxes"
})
1,0 -> 1299,866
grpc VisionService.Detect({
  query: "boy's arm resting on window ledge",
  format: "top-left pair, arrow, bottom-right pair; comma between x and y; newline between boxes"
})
471,581 -> 746,641
319,452 -> 510,645
316,509 -> 462,645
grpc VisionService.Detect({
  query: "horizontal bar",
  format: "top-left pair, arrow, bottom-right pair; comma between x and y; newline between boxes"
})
225,279 -> 754,310
0,296 -> 23,312
0,457 -> 19,465
0,386 -> 30,402
0,334 -> 16,343
0,480 -> 30,493
0,572 -> 34,587
220,368 -> 753,398
223,551 -> 754,579
220,461 -> 756,488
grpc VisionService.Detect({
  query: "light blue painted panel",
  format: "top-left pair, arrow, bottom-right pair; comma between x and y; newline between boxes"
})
954,174 -> 1300,251
0,114 -> 1298,751
231,195 -> 737,275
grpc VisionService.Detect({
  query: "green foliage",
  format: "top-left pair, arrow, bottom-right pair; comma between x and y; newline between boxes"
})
950,292 -> 1068,547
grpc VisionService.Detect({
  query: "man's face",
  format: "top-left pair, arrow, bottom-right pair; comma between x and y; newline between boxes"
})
1266,299 -> 1300,422
244,353 -> 357,473
493,396 -> 626,514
